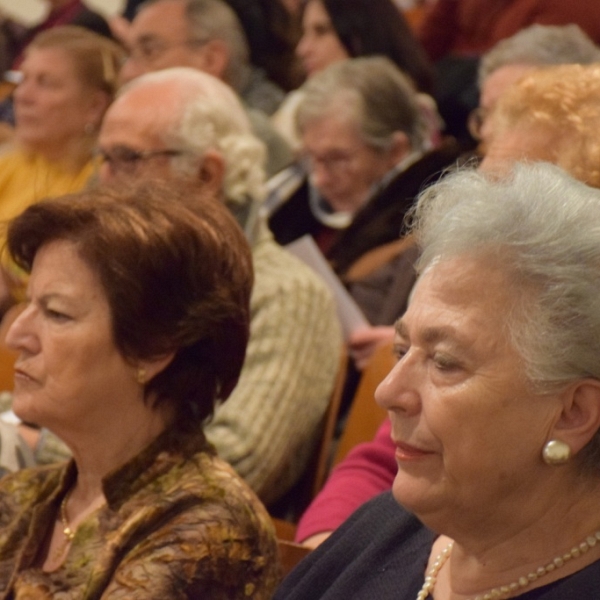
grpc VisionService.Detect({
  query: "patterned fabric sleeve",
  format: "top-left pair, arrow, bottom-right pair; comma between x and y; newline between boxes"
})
97,500 -> 279,599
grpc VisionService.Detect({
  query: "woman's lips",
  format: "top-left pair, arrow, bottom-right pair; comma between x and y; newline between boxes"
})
13,368 -> 37,384
394,441 -> 435,462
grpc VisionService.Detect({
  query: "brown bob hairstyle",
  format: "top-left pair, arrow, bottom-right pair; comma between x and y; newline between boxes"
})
7,180 -> 253,434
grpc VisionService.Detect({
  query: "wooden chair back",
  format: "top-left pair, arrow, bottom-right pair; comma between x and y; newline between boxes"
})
277,538 -> 312,579
332,341 -> 393,467
0,304 -> 22,393
310,345 -> 348,497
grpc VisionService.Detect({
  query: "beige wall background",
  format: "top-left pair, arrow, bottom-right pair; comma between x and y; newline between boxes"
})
0,0 -> 125,25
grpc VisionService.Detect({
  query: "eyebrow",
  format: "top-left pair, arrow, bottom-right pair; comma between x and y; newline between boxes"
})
136,33 -> 163,45
395,320 -> 467,348
27,291 -> 77,307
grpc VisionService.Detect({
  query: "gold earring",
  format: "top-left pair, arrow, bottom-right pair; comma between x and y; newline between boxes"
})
542,439 -> 571,465
136,367 -> 146,386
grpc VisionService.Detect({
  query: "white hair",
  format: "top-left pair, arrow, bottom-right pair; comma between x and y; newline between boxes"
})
297,56 -> 427,152
413,162 -> 600,390
122,67 -> 266,205
479,24 -> 600,87
411,162 -> 600,471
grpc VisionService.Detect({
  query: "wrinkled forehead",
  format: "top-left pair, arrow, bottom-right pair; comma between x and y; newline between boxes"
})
100,87 -> 176,148
131,0 -> 190,43
480,64 -> 536,111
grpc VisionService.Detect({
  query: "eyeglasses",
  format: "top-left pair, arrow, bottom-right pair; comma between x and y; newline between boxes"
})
96,146 -> 189,174
126,37 -> 210,65
467,107 -> 489,141
301,149 -> 364,176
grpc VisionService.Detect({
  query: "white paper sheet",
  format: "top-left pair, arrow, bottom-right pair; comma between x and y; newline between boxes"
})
286,235 -> 369,341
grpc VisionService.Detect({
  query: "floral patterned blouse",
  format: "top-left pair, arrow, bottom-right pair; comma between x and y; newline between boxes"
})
0,430 -> 280,599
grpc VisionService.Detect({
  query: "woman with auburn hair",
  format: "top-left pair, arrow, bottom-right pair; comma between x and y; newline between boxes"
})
0,181 -> 279,598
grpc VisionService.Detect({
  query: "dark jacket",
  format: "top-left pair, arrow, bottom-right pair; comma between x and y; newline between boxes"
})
268,139 -> 462,278
275,491 -> 600,600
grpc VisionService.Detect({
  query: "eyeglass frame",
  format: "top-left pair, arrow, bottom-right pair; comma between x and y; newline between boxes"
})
95,146 -> 194,174
126,36 -> 212,66
300,146 -> 383,177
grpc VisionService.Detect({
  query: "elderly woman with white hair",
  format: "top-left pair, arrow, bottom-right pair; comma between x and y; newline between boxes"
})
275,161 -> 600,599
267,57 -> 460,317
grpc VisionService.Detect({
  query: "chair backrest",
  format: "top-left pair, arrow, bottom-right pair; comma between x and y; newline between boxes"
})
310,344 -> 348,497
271,516 -> 297,541
332,341 -> 393,467
273,513 -> 312,579
277,538 -> 312,579
0,304 -> 22,394
344,235 -> 415,283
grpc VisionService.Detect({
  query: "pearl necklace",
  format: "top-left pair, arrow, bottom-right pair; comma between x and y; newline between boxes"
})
416,530 -> 600,600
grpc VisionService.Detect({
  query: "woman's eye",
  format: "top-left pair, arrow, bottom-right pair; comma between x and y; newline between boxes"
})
45,308 -> 70,322
432,354 -> 459,371
314,24 -> 334,37
393,344 -> 408,361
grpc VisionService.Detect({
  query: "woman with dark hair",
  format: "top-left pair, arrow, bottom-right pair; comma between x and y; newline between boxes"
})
0,181 -> 279,597
272,0 -> 434,148
299,0 -> 433,92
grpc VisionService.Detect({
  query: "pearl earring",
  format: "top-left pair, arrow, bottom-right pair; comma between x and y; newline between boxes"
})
542,439 -> 571,465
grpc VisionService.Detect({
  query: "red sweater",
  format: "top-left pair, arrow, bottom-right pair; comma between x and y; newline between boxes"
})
418,0 -> 600,61
296,418 -> 397,542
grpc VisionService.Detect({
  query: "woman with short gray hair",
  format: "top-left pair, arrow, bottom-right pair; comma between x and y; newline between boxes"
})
268,56 -> 459,282
276,162 -> 600,599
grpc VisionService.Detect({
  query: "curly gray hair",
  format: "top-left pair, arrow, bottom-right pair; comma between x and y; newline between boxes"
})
121,67 -> 266,206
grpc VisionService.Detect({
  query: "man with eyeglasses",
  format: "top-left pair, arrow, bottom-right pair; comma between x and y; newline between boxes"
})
118,0 -> 292,177
96,66 -> 342,509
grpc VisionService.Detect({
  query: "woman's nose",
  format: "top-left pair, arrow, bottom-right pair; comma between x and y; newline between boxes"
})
296,33 -> 310,59
375,351 -> 421,416
4,305 -> 37,354
13,81 -> 34,106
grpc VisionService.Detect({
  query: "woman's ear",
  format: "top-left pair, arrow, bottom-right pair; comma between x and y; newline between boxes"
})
85,90 -> 112,130
195,39 -> 230,81
387,131 -> 411,166
551,379 -> 600,456
138,352 -> 176,384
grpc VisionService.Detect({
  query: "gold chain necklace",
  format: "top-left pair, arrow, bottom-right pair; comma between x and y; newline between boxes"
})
53,488 -> 75,560
417,529 -> 600,600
